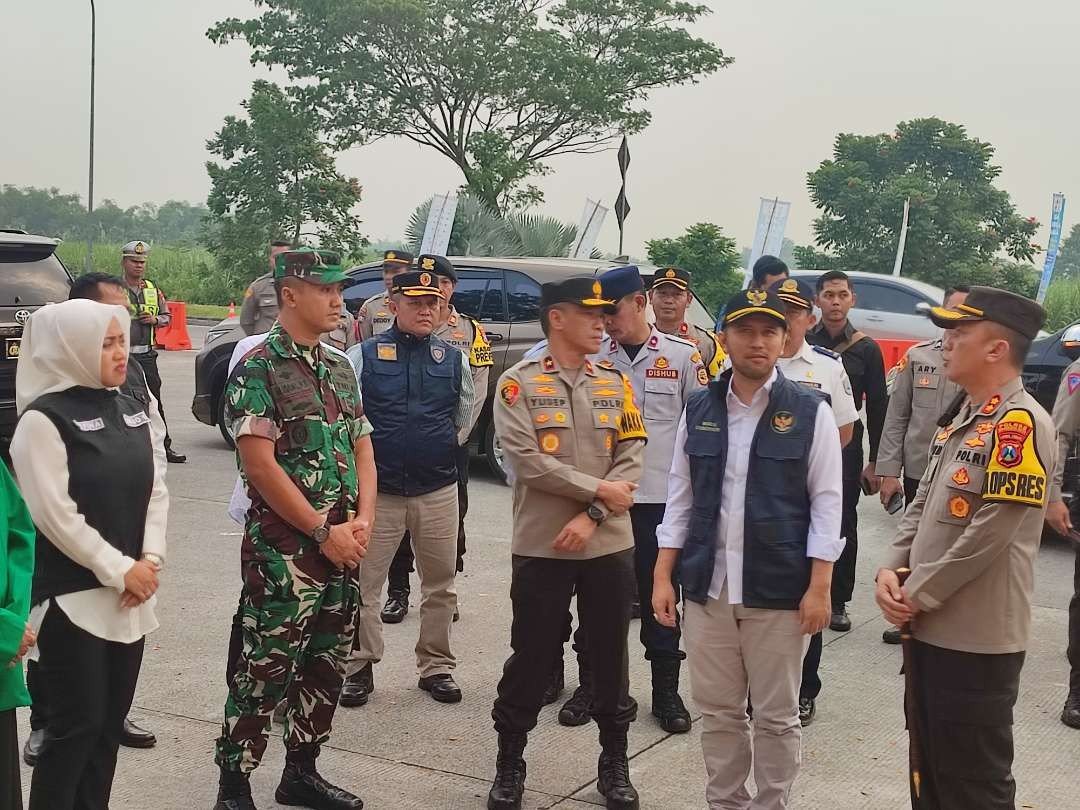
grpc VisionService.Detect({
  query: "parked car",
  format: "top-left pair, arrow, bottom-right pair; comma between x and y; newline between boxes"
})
787,270 -> 947,341
0,230 -> 74,443
192,257 -> 716,479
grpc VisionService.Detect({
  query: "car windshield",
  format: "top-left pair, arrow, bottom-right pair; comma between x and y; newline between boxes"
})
0,250 -> 72,305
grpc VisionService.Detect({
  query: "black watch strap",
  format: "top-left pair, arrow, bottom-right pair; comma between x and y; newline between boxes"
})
586,505 -> 605,525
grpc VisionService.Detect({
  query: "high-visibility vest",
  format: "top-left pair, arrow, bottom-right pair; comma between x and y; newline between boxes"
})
129,280 -> 160,345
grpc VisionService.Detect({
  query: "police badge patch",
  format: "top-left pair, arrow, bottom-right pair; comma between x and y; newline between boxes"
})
431,345 -> 446,363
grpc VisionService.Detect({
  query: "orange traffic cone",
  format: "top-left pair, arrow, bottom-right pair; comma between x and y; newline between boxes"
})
228,302 -> 236,318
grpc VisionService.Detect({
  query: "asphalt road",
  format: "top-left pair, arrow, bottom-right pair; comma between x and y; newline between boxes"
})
14,325 -> 1080,808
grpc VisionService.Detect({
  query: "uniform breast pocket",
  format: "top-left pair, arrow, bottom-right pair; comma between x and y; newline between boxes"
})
644,378 -> 680,422
913,373 -> 941,409
936,461 -> 986,526
591,408 -> 619,455
535,423 -> 572,457
277,414 -> 325,454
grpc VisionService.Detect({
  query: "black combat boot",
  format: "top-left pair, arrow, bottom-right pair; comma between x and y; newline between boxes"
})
487,732 -> 527,810
542,653 -> 565,706
597,729 -> 639,810
339,662 -> 374,708
380,587 -> 409,624
276,746 -> 363,809
558,654 -> 593,727
1062,690 -> 1080,729
650,660 -> 691,734
214,768 -> 257,810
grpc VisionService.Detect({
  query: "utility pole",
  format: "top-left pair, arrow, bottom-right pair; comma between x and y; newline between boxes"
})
86,0 -> 96,274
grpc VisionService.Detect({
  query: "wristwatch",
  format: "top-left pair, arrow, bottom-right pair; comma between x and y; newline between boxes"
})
586,505 -> 605,525
142,553 -> 164,570
312,519 -> 330,545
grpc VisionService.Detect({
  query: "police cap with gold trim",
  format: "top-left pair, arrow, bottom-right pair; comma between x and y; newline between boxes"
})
540,277 -> 615,311
417,253 -> 457,283
770,276 -> 814,310
929,285 -> 1046,340
721,288 -> 787,328
273,247 -> 349,284
652,267 -> 691,291
391,270 -> 445,298
383,249 -> 413,267
121,240 -> 150,257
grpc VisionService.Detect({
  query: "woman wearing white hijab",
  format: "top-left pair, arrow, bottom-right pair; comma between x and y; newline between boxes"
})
9,299 -> 168,810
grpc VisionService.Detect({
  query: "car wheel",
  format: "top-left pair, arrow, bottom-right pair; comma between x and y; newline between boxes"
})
483,420 -> 508,484
217,391 -> 235,450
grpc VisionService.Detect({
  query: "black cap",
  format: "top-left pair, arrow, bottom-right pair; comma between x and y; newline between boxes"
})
599,265 -> 644,302
383,249 -> 413,267
417,254 -> 457,283
929,286 -> 1046,340
770,277 -> 814,310
391,271 -> 445,299
652,267 -> 691,291
721,288 -> 787,329
540,277 -> 616,311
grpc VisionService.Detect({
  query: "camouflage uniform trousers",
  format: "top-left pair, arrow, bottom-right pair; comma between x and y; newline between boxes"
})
215,552 -> 360,773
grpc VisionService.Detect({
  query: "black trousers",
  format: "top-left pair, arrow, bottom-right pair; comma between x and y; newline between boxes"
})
904,476 -> 920,506
1067,500 -> 1080,694
133,353 -> 174,452
29,604 -> 144,810
630,504 -> 683,661
387,444 -> 471,591
801,632 -> 823,701
833,442 -> 863,608
493,550 -> 637,734
1,709 -> 21,810
25,660 -> 44,731
909,641 -> 1024,810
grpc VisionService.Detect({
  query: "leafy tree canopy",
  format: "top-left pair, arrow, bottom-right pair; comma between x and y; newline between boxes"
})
209,0 -> 730,212
646,222 -> 742,312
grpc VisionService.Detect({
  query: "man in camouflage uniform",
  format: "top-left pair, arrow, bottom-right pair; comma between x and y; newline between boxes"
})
240,241 -> 293,336
374,254 -> 493,627
214,248 -> 377,810
649,266 -> 726,378
355,250 -> 413,340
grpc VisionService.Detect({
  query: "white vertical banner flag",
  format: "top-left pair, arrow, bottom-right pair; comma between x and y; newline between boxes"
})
570,198 -> 608,259
891,198 -> 911,277
743,197 -> 791,286
420,192 -> 459,256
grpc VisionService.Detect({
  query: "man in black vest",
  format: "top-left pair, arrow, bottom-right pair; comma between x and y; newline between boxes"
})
343,271 -> 474,706
653,289 -> 844,810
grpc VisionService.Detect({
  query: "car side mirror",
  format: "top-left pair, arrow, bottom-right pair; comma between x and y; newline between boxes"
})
1061,323 -> 1080,361
915,301 -> 932,317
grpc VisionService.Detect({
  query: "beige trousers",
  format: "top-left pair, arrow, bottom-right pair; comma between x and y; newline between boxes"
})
348,484 -> 459,678
684,588 -> 809,810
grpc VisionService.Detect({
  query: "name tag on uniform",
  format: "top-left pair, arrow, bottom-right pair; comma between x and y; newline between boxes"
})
645,368 -> 679,379
377,344 -> 398,361
73,418 -> 105,432
123,411 -> 151,428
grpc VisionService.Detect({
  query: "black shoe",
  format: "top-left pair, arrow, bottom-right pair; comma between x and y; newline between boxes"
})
829,606 -> 852,632
119,717 -> 157,748
453,606 -> 460,622
799,697 -> 816,727
882,627 -> 902,645
542,656 -> 565,706
488,732 -> 527,810
166,448 -> 187,464
419,673 -> 462,703
276,761 -> 363,809
558,683 -> 592,727
380,590 -> 409,624
1062,692 -> 1080,729
215,769 -> 257,810
22,728 -> 44,766
339,663 -> 373,708
650,660 -> 691,734
597,730 -> 639,810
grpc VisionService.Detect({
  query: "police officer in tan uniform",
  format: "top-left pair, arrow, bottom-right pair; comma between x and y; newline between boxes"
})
356,250 -> 413,340
877,287 -> 1055,810
487,277 -> 645,810
649,267 -> 726,377
1046,352 -> 1080,728
239,241 -> 292,336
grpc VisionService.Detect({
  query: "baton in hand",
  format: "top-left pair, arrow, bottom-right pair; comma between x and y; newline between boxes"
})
896,567 -> 924,804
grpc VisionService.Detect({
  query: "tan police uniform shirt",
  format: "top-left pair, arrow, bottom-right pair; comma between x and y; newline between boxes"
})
433,305 -> 494,444
239,273 -> 279,336
885,377 -> 1055,653
877,338 -> 963,481
667,322 -> 726,378
594,327 -> 707,503
355,290 -> 394,340
777,340 -> 859,430
1050,358 -> 1080,502
322,310 -> 358,352
494,353 -> 646,559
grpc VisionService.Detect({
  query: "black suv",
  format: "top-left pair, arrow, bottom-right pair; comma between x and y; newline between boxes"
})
0,231 -> 74,442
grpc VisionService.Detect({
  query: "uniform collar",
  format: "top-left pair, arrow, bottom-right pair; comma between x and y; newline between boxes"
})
677,321 -> 691,337
953,376 -> 1025,427
810,319 -> 855,343
267,322 -> 323,369
724,367 -> 778,407
609,325 -> 663,365
540,353 -> 596,383
443,305 -> 459,328
790,339 -> 815,363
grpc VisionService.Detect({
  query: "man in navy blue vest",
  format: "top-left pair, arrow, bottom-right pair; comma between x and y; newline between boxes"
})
653,288 -> 844,810
344,271 -> 474,706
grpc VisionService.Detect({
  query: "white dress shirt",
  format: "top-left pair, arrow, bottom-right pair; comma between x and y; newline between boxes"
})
657,369 -> 844,603
777,339 -> 859,429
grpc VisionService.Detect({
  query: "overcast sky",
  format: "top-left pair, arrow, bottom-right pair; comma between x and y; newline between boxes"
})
2,1 -> 1076,261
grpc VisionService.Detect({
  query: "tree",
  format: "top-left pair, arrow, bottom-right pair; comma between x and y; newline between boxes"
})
806,118 -> 1040,289
646,223 -> 742,312
1054,223 -> 1080,281
792,244 -> 837,271
204,81 -> 365,285
209,0 -> 730,212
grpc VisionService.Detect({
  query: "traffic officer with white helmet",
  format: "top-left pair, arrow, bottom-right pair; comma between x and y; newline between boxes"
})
356,250 -> 413,340
555,265 -> 707,734
649,267 -> 726,378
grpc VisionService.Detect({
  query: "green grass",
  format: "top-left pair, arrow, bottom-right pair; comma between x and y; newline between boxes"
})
1044,277 -> 1080,331
185,304 -> 233,320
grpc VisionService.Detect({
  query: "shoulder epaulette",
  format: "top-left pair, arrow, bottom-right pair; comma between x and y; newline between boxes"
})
663,333 -> 698,349
812,345 -> 841,361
